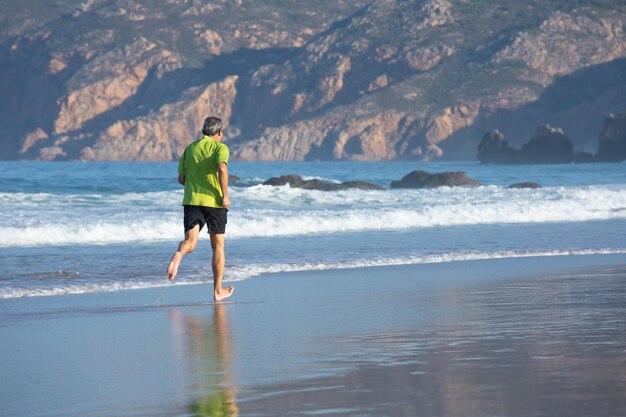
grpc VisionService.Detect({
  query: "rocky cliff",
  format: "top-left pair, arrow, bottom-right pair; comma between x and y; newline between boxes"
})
1,0 -> 625,161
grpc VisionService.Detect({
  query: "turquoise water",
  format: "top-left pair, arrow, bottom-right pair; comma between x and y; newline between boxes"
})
0,160 -> 625,298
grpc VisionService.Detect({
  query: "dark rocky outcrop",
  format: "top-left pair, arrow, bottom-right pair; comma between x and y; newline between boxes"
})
508,182 -> 542,189
390,171 -> 480,189
263,175 -> 383,191
520,125 -> 574,164
478,125 -> 574,164
596,112 -> 626,162
477,130 -> 520,164
479,112 -> 626,164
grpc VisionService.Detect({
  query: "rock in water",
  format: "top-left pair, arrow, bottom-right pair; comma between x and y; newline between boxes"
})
508,182 -> 542,189
263,175 -> 307,187
477,125 -> 575,164
390,171 -> 480,188
596,112 -> 626,162
337,181 -> 385,191
263,175 -> 383,191
477,129 -> 520,164
520,125 -> 574,164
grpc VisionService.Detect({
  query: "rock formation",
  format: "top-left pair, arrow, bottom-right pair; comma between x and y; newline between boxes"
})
479,113 -> 626,164
493,11 -> 626,88
80,76 -> 239,161
508,182 -> 542,189
478,125 -> 574,164
390,171 -> 480,189
53,39 -> 182,136
477,130 -> 519,164
520,125 -> 574,164
596,112 -> 626,162
263,175 -> 383,191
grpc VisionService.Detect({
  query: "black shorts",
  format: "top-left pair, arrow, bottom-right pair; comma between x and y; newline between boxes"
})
183,205 -> 228,234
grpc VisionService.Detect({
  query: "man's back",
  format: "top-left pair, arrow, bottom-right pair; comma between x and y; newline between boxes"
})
179,136 -> 229,208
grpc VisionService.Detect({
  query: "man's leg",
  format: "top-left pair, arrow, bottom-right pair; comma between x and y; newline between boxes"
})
167,224 -> 200,280
210,233 -> 234,301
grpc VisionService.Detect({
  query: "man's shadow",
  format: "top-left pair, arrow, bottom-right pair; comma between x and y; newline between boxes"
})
170,304 -> 238,416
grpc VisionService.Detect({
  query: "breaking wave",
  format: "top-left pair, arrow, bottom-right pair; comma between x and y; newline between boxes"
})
1,184 -> 625,247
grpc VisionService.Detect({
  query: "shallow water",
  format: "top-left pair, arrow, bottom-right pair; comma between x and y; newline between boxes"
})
1,161 -> 625,299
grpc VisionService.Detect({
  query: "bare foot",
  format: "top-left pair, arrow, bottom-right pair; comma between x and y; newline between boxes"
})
214,285 -> 235,302
167,252 -> 182,281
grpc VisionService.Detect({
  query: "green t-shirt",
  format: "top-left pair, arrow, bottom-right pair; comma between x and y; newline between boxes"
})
178,136 -> 229,207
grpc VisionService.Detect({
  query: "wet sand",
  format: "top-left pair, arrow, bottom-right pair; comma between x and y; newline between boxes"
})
1,254 -> 626,416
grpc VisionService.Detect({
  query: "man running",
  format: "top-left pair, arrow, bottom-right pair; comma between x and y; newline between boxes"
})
167,116 -> 234,302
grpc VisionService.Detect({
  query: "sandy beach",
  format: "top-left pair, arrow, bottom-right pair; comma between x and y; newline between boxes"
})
1,253 -> 626,417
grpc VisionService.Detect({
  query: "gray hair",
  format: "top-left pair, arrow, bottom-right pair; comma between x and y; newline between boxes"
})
202,116 -> 223,136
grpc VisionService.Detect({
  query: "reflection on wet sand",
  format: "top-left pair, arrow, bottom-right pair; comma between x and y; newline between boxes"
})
170,304 -> 238,416
235,266 -> 626,416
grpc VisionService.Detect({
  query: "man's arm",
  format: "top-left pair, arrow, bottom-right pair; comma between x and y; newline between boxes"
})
217,162 -> 231,208
178,174 -> 186,185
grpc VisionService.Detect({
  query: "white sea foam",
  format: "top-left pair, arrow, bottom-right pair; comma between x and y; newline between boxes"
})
0,219 -> 181,247
225,248 -> 626,281
0,279 -> 226,299
1,185 -> 625,247
2,248 -> 624,299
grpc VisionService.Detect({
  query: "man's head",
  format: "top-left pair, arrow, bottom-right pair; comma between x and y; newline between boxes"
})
202,116 -> 223,139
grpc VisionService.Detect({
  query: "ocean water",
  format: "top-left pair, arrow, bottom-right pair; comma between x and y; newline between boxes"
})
0,160 -> 625,299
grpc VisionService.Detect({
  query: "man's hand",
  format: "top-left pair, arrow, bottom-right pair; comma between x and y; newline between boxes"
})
222,195 -> 231,209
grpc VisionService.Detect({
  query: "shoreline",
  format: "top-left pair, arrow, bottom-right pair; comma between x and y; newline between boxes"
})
2,253 -> 626,417
2,249 -> 626,300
